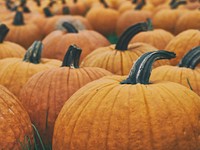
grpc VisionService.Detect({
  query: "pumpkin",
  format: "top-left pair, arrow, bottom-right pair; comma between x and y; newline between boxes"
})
0,85 -> 34,149
148,0 -> 170,6
165,29 -> 200,65
4,11 -> 43,49
0,24 -> 25,59
174,10 -> 200,34
86,1 -> 120,36
19,44 -> 112,146
0,41 -> 61,98
130,19 -> 174,49
81,21 -> 170,75
151,46 -> 200,96
116,9 -> 152,36
42,22 -> 110,62
53,50 -> 200,150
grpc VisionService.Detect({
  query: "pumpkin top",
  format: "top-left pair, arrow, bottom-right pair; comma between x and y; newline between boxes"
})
121,50 -> 176,84
62,22 -> 79,33
13,11 -> 24,26
178,46 -> 200,69
115,20 -> 152,51
23,41 -> 43,64
61,45 -> 82,68
0,24 -> 9,43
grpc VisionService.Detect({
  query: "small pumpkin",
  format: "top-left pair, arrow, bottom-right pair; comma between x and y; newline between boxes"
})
151,46 -> 200,95
0,41 -> 61,98
165,29 -> 200,65
0,24 -> 25,59
0,85 -> 34,149
53,50 -> 200,150
19,44 -> 112,146
42,22 -> 110,62
81,21 -> 170,75
4,11 -> 43,49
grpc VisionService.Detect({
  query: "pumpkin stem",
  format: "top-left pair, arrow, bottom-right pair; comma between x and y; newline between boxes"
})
169,0 -> 176,6
115,21 -> 149,51
35,0 -> 41,6
43,7 -> 53,17
23,6 -> 31,13
135,0 -> 145,10
63,6 -> 70,15
146,18 -> 153,30
171,0 -> 187,9
23,41 -> 43,64
13,11 -> 24,26
100,0 -> 109,8
132,0 -> 138,4
74,0 -> 78,3
0,24 -> 9,43
61,0 -> 66,4
178,46 -> 200,69
20,0 -> 26,7
121,51 -> 176,84
62,22 -> 78,33
61,45 -> 82,68
49,0 -> 56,7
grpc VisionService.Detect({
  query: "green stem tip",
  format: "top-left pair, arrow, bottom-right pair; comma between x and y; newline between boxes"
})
0,24 -> 9,43
13,11 -> 24,26
121,50 -> 176,85
61,44 -> 82,68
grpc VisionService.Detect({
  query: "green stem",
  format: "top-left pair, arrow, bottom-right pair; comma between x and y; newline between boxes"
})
20,0 -> 27,7
62,22 -> 78,33
35,0 -> 41,6
115,21 -> 149,51
132,0 -> 137,4
146,18 -> 153,30
23,41 -> 43,64
169,0 -> 176,6
13,11 -> 24,26
121,51 -> 176,84
23,6 -> 31,13
135,0 -> 145,10
61,45 -> 82,68
178,46 -> 200,69
0,24 -> 9,43
100,0 -> 109,8
63,6 -> 70,15
171,0 -> 187,9
43,7 -> 53,17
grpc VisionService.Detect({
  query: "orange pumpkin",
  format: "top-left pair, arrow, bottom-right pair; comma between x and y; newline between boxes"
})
0,85 -> 34,149
81,21 -> 170,75
151,46 -> 200,96
42,22 -> 110,62
165,29 -> 200,65
0,41 -> 61,98
53,50 -> 200,150
0,24 -> 25,59
19,45 -> 112,146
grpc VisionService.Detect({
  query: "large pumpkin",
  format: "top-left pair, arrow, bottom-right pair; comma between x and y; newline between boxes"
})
165,29 -> 200,65
53,50 -> 200,150
81,21 -> 170,75
0,85 -> 34,149
0,41 -> 61,98
151,46 -> 200,96
19,45 -> 112,146
0,24 -> 25,59
42,22 -> 110,62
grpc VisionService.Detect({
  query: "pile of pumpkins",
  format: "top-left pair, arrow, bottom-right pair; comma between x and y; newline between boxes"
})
0,0 -> 199,149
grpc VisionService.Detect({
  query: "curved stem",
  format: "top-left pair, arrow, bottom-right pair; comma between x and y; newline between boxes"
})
13,11 -> 24,26
146,18 -> 153,30
63,6 -> 70,15
61,45 -> 82,68
100,0 -> 109,8
43,7 -> 53,17
135,0 -> 145,10
178,46 -> 200,69
0,24 -> 9,43
171,0 -> 187,9
23,41 -> 43,64
62,22 -> 78,33
121,51 -> 176,84
115,21 -> 148,51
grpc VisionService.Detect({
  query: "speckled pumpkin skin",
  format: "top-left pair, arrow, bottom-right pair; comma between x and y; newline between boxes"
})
53,75 -> 200,150
19,67 -> 112,145
0,85 -> 33,149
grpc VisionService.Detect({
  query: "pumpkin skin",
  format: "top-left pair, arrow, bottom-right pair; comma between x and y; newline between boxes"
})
165,29 -> 200,65
4,11 -> 43,49
151,46 -> 200,96
0,41 -> 61,98
0,24 -> 25,59
81,22 -> 170,75
174,10 -> 200,34
53,51 -> 200,150
0,85 -> 34,149
42,22 -> 110,62
19,45 -> 112,146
